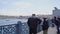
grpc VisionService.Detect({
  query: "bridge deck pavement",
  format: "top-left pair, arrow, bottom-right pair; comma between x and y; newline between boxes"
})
37,27 -> 57,34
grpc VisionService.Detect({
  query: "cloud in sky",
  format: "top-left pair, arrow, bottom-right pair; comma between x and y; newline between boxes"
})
0,0 -> 9,4
0,9 -> 36,16
0,0 -> 33,16
0,9 -> 21,16
0,0 -> 60,16
11,2 -> 32,7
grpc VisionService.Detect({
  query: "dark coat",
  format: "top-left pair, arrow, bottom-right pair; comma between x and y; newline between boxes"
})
27,17 -> 42,28
52,19 -> 59,26
42,20 -> 49,30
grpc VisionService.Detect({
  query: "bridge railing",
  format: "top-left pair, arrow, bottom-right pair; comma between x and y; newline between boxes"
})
0,21 -> 42,34
0,24 -> 18,34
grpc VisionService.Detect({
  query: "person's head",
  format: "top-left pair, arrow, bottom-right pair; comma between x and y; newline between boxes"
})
43,18 -> 47,20
32,14 -> 36,17
57,17 -> 60,20
54,16 -> 56,19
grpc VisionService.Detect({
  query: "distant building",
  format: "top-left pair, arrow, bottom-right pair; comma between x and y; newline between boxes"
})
53,7 -> 60,17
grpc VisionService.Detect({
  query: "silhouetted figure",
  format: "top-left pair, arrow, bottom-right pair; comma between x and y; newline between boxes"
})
27,14 -> 42,34
42,18 -> 49,34
52,17 -> 57,26
57,17 -> 60,34
17,21 -> 22,34
52,16 -> 60,34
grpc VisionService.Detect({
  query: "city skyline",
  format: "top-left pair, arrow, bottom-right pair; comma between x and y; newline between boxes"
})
0,0 -> 60,16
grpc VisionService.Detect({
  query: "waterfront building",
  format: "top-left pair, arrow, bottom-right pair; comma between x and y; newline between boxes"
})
53,7 -> 60,17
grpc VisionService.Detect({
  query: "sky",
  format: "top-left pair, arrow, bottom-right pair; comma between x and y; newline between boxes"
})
0,0 -> 60,16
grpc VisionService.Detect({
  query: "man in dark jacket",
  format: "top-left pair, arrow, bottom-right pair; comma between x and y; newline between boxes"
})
56,17 -> 60,34
42,18 -> 49,34
27,14 -> 42,34
52,16 -> 60,34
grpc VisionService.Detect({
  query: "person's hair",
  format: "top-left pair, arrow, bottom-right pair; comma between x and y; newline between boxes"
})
54,16 -> 56,19
43,18 -> 47,20
32,14 -> 36,16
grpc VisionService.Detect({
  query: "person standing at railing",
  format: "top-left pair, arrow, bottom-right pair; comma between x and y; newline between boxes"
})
52,16 -> 60,34
57,17 -> 60,34
42,18 -> 49,34
27,14 -> 42,34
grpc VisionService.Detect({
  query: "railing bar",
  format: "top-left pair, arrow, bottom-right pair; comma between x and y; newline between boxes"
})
2,27 -> 3,34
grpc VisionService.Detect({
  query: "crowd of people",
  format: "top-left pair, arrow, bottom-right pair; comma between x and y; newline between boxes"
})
27,14 -> 60,34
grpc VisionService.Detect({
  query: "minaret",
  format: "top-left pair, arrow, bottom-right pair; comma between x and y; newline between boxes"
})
53,7 -> 60,17
54,7 -> 58,10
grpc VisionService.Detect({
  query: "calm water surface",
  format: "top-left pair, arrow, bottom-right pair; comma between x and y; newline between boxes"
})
0,18 -> 28,26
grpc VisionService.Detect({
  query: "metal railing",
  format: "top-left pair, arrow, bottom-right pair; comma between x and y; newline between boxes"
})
0,21 -> 42,34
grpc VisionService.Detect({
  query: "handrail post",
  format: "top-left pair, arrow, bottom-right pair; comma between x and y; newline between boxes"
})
17,21 -> 22,34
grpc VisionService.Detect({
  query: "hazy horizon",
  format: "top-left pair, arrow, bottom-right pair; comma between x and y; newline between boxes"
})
0,0 -> 60,16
